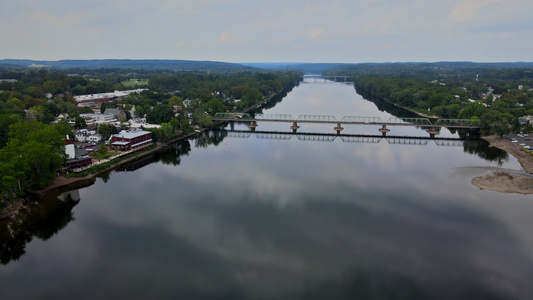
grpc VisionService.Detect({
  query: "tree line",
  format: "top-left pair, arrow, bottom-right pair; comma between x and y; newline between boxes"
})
328,63 -> 533,136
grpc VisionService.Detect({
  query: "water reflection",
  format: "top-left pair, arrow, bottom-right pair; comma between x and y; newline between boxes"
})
155,140 -> 192,166
0,190 -> 80,265
1,82 -> 530,299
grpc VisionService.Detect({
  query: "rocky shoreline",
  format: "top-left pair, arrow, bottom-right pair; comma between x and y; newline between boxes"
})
471,135 -> 533,195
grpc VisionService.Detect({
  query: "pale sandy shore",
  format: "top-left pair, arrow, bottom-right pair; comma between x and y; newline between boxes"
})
472,135 -> 533,194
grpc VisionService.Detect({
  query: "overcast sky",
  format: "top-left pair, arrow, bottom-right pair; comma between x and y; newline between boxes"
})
2,0 -> 532,63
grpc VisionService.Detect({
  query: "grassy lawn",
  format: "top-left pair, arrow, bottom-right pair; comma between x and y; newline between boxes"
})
121,79 -> 149,87
90,151 -> 116,160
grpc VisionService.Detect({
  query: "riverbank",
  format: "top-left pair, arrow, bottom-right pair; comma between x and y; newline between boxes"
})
0,84 -> 296,219
472,135 -> 533,194
0,133 -> 194,220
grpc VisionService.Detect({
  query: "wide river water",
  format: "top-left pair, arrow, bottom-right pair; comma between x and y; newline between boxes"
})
2,81 -> 533,299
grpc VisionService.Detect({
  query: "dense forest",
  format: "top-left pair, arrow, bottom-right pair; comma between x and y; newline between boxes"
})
0,66 -> 301,207
325,62 -> 533,135
0,59 -> 260,73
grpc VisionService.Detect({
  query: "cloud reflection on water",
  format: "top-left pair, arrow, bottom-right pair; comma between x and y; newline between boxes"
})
2,83 -> 533,299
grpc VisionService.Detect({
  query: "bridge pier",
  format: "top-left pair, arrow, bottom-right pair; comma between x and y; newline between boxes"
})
334,123 -> 344,135
290,122 -> 300,133
248,121 -> 258,132
378,125 -> 390,136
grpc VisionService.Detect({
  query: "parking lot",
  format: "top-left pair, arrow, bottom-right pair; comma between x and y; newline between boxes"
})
505,133 -> 533,150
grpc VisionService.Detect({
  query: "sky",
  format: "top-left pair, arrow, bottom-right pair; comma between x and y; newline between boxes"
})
1,0 -> 533,63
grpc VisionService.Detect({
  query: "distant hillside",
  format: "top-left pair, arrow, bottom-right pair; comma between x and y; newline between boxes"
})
242,62 -> 346,73
0,59 -> 260,73
325,61 -> 533,78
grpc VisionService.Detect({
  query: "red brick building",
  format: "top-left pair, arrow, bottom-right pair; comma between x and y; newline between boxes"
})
110,129 -> 152,150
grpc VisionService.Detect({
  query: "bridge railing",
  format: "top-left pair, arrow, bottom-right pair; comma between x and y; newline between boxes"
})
255,114 -> 294,120
434,119 -> 481,126
386,117 -> 433,126
297,115 -> 338,122
341,116 -> 384,123
213,112 -> 253,120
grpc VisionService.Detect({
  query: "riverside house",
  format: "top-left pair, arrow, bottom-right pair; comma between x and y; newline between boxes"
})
110,129 -> 152,151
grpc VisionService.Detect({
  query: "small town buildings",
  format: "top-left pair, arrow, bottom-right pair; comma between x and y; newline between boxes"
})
128,118 -> 161,129
519,115 -> 533,125
79,113 -> 116,127
110,129 -> 152,151
74,88 -> 146,108
64,137 -> 92,170
74,129 -> 102,143
104,108 -> 127,121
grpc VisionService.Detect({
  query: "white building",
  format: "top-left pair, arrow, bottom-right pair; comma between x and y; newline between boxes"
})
74,88 -> 146,107
74,129 -> 102,143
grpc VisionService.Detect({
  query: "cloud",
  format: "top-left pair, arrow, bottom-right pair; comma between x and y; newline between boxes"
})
1,0 -> 533,62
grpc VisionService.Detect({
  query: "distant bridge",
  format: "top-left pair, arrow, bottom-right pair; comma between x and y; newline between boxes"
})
212,113 -> 481,138
302,75 -> 351,83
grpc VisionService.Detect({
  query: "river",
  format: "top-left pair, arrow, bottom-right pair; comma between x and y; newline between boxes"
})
2,81 -> 533,299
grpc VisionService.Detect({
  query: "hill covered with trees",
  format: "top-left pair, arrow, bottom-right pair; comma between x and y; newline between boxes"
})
0,59 -> 260,73
325,62 -> 533,135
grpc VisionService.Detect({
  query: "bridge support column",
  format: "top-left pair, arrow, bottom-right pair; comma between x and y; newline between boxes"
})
426,128 -> 439,138
378,125 -> 390,136
248,121 -> 258,132
334,123 -> 344,135
290,122 -> 300,133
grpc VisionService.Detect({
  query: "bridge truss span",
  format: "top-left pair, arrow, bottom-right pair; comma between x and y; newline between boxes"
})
213,112 -> 253,120
434,119 -> 481,127
212,112 -> 481,137
385,117 -> 433,126
297,115 -> 338,122
341,116 -> 384,123
255,113 -> 294,121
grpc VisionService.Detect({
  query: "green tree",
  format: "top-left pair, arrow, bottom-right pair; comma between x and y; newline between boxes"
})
0,121 -> 66,202
193,110 -> 212,128
0,114 -> 24,147
146,104 -> 174,124
168,95 -> 184,107
97,124 -> 113,140
97,143 -> 108,156
74,116 -> 86,129
204,98 -> 226,114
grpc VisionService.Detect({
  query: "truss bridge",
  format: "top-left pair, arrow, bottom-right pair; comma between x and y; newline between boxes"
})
212,113 -> 481,138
